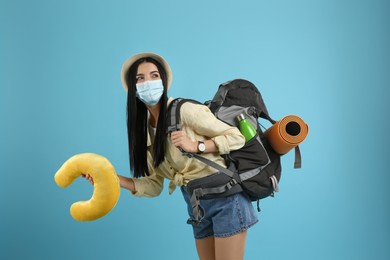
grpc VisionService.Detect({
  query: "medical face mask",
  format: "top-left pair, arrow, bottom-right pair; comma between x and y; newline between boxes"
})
136,79 -> 164,106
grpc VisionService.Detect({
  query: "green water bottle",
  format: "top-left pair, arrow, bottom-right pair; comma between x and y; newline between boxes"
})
237,114 -> 257,142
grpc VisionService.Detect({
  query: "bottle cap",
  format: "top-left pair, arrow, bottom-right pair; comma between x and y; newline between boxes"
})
237,114 -> 245,121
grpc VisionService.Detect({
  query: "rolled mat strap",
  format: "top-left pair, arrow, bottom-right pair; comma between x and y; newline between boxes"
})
294,145 -> 301,168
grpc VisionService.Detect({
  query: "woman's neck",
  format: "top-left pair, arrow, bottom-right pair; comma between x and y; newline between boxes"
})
147,102 -> 161,128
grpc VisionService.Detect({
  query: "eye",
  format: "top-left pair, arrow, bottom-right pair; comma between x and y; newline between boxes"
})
151,73 -> 160,79
136,76 -> 144,83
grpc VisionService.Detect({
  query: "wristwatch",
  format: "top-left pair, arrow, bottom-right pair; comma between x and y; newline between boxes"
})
197,141 -> 206,154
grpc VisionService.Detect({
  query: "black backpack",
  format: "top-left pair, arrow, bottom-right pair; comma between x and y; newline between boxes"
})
167,79 -> 301,216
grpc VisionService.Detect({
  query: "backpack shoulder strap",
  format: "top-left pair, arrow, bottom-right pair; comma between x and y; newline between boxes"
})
166,98 -> 236,177
166,98 -> 201,133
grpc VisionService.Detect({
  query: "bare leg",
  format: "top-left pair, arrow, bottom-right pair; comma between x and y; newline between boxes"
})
215,231 -> 247,260
195,236 -> 215,260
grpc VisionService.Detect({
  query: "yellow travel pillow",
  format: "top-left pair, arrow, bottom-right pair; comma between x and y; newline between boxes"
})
54,153 -> 120,221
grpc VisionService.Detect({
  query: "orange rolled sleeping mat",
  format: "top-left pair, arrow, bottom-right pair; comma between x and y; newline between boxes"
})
264,115 -> 309,155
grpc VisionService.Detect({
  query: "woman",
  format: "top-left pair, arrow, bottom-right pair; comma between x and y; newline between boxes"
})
84,52 -> 258,260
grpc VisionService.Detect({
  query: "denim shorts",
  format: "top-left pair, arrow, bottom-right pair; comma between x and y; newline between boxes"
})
181,186 -> 258,239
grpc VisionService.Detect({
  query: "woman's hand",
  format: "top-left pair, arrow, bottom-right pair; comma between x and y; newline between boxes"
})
81,173 -> 94,185
170,130 -> 197,153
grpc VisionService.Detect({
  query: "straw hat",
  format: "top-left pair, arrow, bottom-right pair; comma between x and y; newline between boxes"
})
120,52 -> 173,91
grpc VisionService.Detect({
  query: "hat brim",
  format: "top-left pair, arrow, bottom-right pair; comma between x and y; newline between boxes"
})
120,52 -> 173,91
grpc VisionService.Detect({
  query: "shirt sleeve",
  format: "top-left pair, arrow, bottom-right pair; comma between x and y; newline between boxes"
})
181,102 -> 245,154
131,151 -> 165,197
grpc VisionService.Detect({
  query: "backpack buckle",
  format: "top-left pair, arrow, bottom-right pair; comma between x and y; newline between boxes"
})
227,179 -> 238,189
270,175 -> 279,193
167,124 -> 181,133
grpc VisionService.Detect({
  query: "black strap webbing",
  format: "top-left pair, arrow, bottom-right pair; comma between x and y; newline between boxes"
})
294,146 -> 302,168
182,152 -> 235,178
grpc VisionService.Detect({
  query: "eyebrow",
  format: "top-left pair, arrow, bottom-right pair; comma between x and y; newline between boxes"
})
136,70 -> 160,77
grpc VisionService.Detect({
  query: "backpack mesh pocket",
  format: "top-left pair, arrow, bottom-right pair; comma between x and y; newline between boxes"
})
240,137 -> 282,201
229,134 -> 269,173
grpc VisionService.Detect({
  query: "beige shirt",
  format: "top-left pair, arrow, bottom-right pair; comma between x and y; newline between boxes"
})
132,98 -> 245,197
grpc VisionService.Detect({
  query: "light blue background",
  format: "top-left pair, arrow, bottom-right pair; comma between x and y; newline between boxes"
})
1,0 -> 389,259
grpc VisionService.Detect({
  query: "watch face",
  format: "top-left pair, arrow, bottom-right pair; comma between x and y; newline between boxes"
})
198,142 -> 206,152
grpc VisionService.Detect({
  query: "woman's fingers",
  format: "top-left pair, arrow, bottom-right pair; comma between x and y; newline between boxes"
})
171,131 -> 188,147
170,131 -> 197,153
81,173 -> 94,185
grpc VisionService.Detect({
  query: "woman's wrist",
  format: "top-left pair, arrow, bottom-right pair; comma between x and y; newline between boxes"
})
193,141 -> 199,153
118,175 -> 136,194
200,140 -> 218,154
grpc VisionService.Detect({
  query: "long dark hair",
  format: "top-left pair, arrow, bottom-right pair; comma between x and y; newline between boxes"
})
125,57 -> 169,178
